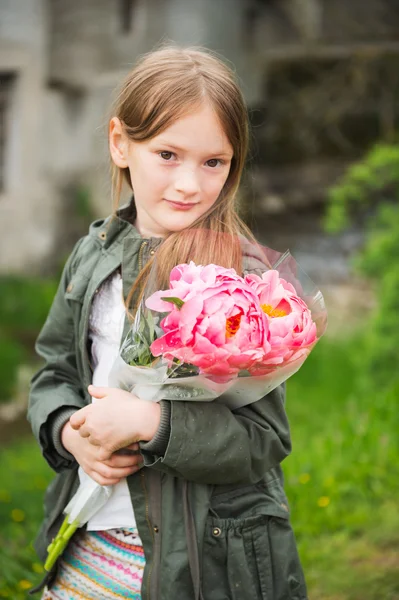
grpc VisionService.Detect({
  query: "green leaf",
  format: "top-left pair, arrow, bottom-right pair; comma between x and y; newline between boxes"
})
161,296 -> 184,309
146,310 -> 155,339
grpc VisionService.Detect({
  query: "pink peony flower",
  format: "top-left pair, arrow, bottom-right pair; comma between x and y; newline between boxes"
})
146,262 -> 270,377
245,270 -> 317,374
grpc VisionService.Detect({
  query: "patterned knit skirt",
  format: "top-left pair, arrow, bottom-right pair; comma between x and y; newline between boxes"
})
42,528 -> 145,600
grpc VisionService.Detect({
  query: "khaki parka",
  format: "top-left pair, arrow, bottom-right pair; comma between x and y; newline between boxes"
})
27,202 -> 308,600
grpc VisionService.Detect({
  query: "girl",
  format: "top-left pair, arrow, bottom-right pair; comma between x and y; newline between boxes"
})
28,46 -> 308,600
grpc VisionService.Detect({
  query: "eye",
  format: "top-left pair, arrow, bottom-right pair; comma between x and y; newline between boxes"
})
206,158 -> 222,168
159,151 -> 174,161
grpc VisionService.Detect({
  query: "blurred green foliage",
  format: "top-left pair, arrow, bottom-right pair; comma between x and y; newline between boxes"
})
0,339 -> 27,403
74,185 -> 95,222
325,142 -> 399,390
325,144 -> 399,233
0,277 -> 57,333
0,276 -> 57,402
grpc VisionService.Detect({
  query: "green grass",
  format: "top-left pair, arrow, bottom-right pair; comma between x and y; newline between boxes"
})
0,334 -> 398,598
0,440 -> 52,597
284,334 -> 399,598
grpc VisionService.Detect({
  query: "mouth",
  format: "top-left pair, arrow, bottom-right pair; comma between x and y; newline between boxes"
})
164,199 -> 198,210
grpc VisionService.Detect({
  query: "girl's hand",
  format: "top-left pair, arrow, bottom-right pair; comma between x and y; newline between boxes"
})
61,422 -> 143,485
69,386 -> 161,461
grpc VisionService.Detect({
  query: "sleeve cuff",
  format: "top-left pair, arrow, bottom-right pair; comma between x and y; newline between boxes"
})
48,407 -> 79,462
140,400 -> 171,456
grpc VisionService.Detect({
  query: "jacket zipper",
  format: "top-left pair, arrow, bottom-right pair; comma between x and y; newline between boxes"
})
140,470 -> 155,600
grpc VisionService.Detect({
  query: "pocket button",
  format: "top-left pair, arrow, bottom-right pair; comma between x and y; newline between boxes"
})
212,527 -> 222,537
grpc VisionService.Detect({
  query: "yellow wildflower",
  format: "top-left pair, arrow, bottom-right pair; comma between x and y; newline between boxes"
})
32,562 -> 44,574
18,580 -> 32,590
298,473 -> 310,484
317,496 -> 330,508
11,508 -> 25,522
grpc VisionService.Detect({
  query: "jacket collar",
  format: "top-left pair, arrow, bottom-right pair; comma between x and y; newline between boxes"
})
89,197 -> 164,251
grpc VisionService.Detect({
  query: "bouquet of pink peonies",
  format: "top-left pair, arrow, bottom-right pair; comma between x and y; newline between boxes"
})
108,246 -> 327,408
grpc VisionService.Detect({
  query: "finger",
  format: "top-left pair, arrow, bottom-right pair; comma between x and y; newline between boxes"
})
88,385 -> 110,399
105,454 -> 143,469
96,447 -> 114,462
96,463 -> 141,481
69,408 -> 87,430
90,472 -> 122,486
77,425 -> 92,439
125,442 -> 140,452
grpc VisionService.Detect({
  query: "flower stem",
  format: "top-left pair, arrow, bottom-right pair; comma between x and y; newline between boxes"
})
44,515 -> 79,571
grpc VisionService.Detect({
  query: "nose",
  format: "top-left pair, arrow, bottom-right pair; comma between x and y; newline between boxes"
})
174,166 -> 200,197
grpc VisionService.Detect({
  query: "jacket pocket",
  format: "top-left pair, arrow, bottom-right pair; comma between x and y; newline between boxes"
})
202,513 -> 308,600
64,272 -> 89,304
266,515 -> 308,600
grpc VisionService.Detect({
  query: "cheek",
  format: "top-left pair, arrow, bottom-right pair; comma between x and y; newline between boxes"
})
130,159 -> 166,193
146,162 -> 170,190
153,171 -> 170,191
203,174 -> 229,202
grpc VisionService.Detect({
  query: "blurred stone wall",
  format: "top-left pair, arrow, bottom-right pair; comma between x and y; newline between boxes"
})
0,0 -> 56,272
0,0 -> 398,273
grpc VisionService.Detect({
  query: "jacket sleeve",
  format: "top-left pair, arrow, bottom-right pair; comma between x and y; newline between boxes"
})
140,382 -> 291,485
27,239 -> 87,473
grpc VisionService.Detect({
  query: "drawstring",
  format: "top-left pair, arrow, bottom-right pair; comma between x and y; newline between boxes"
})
182,480 -> 205,600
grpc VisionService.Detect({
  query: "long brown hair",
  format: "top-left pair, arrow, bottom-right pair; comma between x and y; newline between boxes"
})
109,44 -> 261,312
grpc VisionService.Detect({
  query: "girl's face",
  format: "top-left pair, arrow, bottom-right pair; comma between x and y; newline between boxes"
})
109,104 -> 234,238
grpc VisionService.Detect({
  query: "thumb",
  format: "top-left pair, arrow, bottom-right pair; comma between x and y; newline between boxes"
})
88,385 -> 109,399
69,407 -> 88,430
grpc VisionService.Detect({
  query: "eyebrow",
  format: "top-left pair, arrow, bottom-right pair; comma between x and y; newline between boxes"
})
154,141 -> 233,158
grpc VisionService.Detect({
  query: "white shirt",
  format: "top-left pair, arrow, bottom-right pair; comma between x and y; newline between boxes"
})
80,270 -> 138,531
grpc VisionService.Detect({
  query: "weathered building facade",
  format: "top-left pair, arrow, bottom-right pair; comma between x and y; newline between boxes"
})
1,0 -> 399,272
